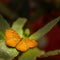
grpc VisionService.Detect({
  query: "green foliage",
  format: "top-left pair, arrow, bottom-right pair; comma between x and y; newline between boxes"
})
0,40 -> 19,60
18,16 -> 60,60
0,15 -> 10,33
24,28 -> 30,38
43,49 -> 60,57
11,18 -> 46,60
29,16 -> 60,40
0,32 -> 5,40
0,15 -> 10,39
12,18 -> 27,38
0,15 -> 19,60
0,15 -> 60,60
18,48 -> 45,60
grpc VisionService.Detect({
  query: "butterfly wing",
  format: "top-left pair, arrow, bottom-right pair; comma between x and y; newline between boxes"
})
25,38 -> 38,48
16,39 -> 29,52
5,30 -> 38,52
5,29 -> 21,47
16,38 -> 38,52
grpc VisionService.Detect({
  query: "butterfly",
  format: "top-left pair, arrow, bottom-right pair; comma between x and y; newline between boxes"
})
5,29 -> 38,52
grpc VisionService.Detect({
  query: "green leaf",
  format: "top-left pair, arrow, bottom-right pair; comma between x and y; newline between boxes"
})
24,28 -> 30,37
18,48 -> 45,60
0,15 -> 10,33
12,18 -> 27,37
0,15 -> 10,39
43,49 -> 60,57
29,17 -> 60,40
0,40 -> 19,60
0,32 -> 5,40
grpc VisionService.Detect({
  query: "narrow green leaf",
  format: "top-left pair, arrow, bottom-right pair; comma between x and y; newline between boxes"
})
0,15 -> 10,39
18,48 -> 45,60
12,18 -> 27,37
43,49 -> 60,57
0,40 -> 19,60
29,17 -> 60,40
0,15 -> 10,32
